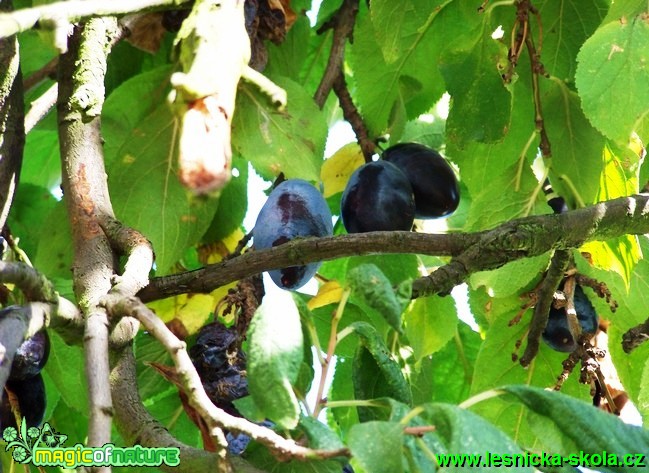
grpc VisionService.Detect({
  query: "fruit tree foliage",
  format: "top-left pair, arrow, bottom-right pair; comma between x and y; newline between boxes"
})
3,0 -> 649,472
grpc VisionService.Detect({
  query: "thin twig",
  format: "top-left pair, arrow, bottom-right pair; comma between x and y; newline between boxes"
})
314,287 -> 350,418
313,0 -> 359,108
332,71 -> 375,161
23,56 -> 58,90
24,83 -> 57,133
519,249 -> 570,367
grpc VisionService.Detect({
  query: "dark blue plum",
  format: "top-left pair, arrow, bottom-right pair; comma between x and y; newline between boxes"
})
253,179 -> 333,290
341,161 -> 415,233
382,143 -> 460,218
9,330 -> 50,381
1,373 -> 46,429
542,285 -> 599,352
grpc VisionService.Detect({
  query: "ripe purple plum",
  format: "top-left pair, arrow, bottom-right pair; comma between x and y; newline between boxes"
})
542,285 -> 599,352
253,179 -> 333,290
9,330 -> 50,381
341,160 -> 415,233
382,143 -> 460,218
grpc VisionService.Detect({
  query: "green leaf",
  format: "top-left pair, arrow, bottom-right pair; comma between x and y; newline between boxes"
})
33,202 -> 73,280
247,291 -> 303,429
544,79 -> 607,208
347,263 -> 410,333
469,292 -> 592,446
20,130 -> 60,189
470,252 -> 550,297
411,322 -> 481,405
106,103 -> 218,274
102,66 -> 218,273
423,403 -> 533,472
464,161 -> 547,231
502,385 -> 649,472
201,156 -> 248,243
350,322 -> 412,421
347,421 -> 405,473
579,140 -> 643,288
576,19 -> 649,144
404,295 -> 457,361
45,331 -> 88,413
441,41 -> 511,144
8,183 -> 57,258
349,1 -> 447,135
536,0 -> 609,82
232,77 -> 327,182
102,66 -> 173,163
297,415 -> 346,453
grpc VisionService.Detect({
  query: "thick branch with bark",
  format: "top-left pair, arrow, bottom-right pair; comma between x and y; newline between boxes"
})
0,0 -> 24,233
0,0 -> 191,39
57,18 -> 123,465
140,194 -> 649,302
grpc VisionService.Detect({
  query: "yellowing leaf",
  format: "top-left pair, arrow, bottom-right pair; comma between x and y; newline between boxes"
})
320,143 -> 365,197
199,228 -> 245,264
307,280 -> 343,310
579,138 -> 644,289
581,237 -> 641,292
147,283 -> 235,335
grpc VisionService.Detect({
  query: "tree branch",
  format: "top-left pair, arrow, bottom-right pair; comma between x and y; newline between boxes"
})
332,71 -> 375,161
622,317 -> 649,354
519,249 -> 570,367
313,0 -> 359,108
0,0 -> 191,39
105,296 -> 351,463
110,345 -> 266,473
24,82 -> 57,133
0,0 -> 24,233
139,230 -> 477,301
139,194 -> 649,302
0,303 -> 49,392
57,18 -> 122,467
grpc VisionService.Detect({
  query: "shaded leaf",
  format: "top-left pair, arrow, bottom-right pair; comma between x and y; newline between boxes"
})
502,385 -> 649,472
347,263 -> 410,332
351,322 -> 412,421
247,291 -> 303,429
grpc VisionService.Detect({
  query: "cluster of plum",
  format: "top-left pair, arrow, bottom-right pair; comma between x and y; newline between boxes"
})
189,322 -> 248,419
190,322 -> 265,455
542,283 -> 599,352
341,143 -> 460,233
252,143 -> 461,290
1,320 -> 49,430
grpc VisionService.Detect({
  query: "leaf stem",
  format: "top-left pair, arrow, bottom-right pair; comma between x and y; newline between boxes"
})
313,287 -> 351,418
458,388 -> 505,409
